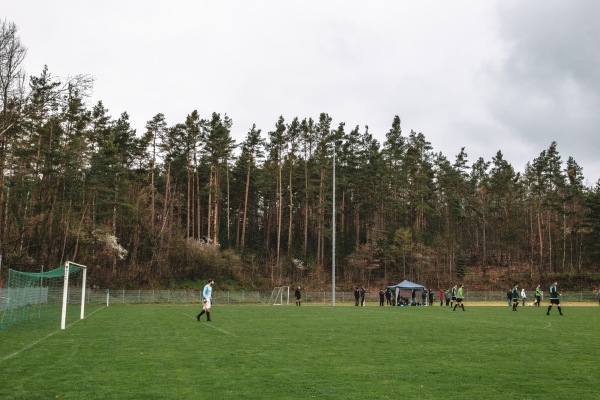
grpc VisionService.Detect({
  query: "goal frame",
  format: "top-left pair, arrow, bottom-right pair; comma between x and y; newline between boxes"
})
61,261 -> 88,329
0,261 -> 87,330
268,286 -> 290,305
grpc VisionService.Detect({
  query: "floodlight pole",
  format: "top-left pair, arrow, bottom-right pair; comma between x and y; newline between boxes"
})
332,141 -> 336,306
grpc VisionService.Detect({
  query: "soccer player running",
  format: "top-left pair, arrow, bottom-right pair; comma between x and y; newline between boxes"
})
453,284 -> 465,311
546,280 -> 563,316
511,283 -> 520,312
197,279 -> 215,322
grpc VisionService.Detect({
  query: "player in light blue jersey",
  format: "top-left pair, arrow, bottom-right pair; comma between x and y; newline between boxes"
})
197,279 -> 215,322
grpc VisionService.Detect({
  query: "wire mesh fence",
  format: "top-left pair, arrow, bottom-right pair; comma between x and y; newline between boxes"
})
1,288 -> 599,308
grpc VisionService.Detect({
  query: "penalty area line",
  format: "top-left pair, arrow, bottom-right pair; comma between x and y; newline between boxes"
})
182,312 -> 237,337
1,305 -> 108,363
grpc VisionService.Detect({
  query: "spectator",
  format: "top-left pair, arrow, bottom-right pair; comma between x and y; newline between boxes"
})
360,286 -> 366,306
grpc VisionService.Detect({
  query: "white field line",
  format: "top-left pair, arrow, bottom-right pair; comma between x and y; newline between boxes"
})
182,312 -> 238,337
1,306 -> 107,362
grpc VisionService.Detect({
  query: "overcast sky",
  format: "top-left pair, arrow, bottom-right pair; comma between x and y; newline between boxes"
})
4,0 -> 600,184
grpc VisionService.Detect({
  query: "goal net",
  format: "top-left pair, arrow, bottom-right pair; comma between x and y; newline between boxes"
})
0,261 -> 87,330
268,286 -> 290,305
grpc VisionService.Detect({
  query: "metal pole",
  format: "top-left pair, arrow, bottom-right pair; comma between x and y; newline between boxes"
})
38,264 -> 44,319
60,262 -> 70,330
80,265 -> 87,319
332,141 -> 336,306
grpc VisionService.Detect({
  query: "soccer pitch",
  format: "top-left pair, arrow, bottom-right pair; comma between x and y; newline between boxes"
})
0,304 -> 598,399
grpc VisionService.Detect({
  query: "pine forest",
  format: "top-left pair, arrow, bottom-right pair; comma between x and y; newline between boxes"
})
2,21 -> 600,290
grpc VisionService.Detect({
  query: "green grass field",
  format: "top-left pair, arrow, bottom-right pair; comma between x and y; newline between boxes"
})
1,303 -> 598,399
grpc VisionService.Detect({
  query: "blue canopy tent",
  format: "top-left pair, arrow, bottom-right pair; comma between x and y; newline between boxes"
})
387,280 -> 426,305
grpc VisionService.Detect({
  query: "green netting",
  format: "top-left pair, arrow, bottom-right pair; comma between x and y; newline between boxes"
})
10,264 -> 82,279
0,265 -> 84,329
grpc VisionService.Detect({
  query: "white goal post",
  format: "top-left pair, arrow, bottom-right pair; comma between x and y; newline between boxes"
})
268,286 -> 290,305
62,261 -> 88,330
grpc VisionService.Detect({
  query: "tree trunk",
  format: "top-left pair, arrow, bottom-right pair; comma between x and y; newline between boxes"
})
212,167 -> 219,247
207,166 -> 213,242
72,201 -> 89,262
537,205 -> 543,271
303,159 -> 309,259
187,153 -> 191,240
241,161 -> 251,249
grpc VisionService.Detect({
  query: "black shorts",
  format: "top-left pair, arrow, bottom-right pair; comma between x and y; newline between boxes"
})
456,298 -> 463,303
550,298 -> 560,305
451,297 -> 457,301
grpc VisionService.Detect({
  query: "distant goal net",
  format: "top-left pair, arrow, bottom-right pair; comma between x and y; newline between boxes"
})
268,286 -> 290,305
0,261 -> 87,330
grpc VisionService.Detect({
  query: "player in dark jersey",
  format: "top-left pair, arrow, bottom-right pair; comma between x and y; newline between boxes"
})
295,286 -> 302,306
511,283 -> 519,312
546,281 -> 563,315
450,284 -> 457,308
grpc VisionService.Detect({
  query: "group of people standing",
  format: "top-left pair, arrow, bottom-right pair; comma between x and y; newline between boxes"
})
194,280 -> 588,320
508,281 -> 564,315
374,284 -> 465,310
507,284 -> 542,308
436,285 -> 465,310
354,286 -> 366,306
